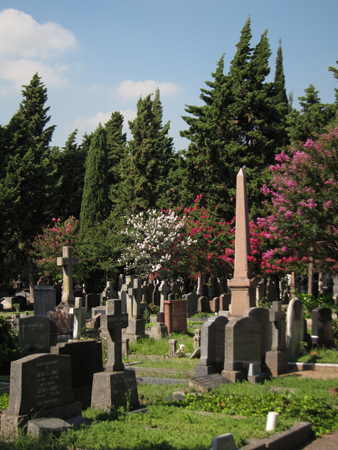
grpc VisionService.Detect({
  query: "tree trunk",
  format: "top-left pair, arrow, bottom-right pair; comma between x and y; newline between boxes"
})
28,257 -> 35,300
308,259 -> 313,295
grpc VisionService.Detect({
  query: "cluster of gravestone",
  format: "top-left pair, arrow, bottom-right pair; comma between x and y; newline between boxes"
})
194,298 -> 335,388
1,168 -> 336,444
1,296 -> 139,439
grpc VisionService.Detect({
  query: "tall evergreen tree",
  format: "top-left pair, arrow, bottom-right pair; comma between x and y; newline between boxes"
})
328,60 -> 338,106
104,111 -> 127,206
0,73 -> 56,290
274,40 -> 288,108
53,129 -> 88,221
80,124 -> 110,228
286,84 -> 336,145
180,18 -> 288,220
115,90 -> 176,216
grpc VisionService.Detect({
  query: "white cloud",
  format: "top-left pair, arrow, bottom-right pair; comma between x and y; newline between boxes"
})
0,9 -> 78,93
117,80 -> 179,100
73,109 -> 137,137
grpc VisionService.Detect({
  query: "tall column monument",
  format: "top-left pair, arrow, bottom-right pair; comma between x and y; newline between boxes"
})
228,168 -> 258,316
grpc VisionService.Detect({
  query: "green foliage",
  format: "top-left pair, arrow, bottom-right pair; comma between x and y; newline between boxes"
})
0,393 -> 9,410
0,73 -> 56,289
52,129 -> 88,221
179,380 -> 338,437
114,90 -> 177,217
294,292 -> 337,317
80,124 -> 110,228
286,84 -> 336,145
179,18 -> 289,220
0,317 -> 21,375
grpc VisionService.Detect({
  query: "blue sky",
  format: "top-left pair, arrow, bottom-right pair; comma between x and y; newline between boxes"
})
0,0 -> 337,151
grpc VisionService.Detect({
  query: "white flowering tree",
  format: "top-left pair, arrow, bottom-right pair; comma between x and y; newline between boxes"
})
118,209 -> 196,280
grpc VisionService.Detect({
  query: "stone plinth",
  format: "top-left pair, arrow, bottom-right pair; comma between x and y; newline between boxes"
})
164,299 -> 188,334
91,371 -> 139,411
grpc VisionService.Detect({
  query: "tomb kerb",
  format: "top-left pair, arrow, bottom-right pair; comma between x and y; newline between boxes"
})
228,168 -> 258,316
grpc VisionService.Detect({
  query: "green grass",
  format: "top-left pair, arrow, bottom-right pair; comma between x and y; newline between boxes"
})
294,347 -> 338,364
0,404 -> 292,450
128,332 -> 195,356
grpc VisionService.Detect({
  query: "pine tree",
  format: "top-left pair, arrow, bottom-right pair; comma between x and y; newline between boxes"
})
179,55 -> 233,216
180,18 -> 288,220
286,84 -> 336,145
115,90 -> 176,216
80,124 -> 110,228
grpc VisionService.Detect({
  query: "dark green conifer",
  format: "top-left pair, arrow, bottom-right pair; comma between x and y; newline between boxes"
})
80,124 -> 110,228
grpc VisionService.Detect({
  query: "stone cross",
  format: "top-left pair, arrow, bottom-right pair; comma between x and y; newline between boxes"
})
69,297 -> 87,340
57,246 -> 79,305
127,277 -> 142,318
228,169 -> 258,316
101,299 -> 128,372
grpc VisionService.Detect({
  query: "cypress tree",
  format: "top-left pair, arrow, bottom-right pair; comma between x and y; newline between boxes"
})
104,111 -> 127,210
0,73 -> 56,290
80,124 -> 110,228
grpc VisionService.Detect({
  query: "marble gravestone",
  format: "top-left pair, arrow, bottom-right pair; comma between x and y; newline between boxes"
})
91,299 -> 139,411
1,354 -> 81,438
287,297 -> 306,359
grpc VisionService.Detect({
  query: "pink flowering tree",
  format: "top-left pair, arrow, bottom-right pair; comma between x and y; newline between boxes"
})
259,120 -> 338,276
31,216 -> 90,283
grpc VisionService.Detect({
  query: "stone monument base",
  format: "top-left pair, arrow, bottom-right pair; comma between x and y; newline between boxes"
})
1,402 -> 82,439
123,317 -> 146,343
221,369 -> 244,383
91,370 -> 139,411
194,362 -> 224,377
265,350 -> 288,377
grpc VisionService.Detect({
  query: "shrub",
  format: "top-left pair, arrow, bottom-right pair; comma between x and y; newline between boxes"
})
0,317 -> 21,375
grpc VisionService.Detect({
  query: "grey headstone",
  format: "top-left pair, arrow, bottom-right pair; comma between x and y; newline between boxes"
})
224,316 -> 261,372
34,286 -> 56,316
195,315 -> 228,377
148,322 -> 168,340
244,307 -> 271,362
183,292 -> 199,317
85,293 -> 100,309
312,307 -> 334,348
14,316 -> 50,355
198,296 -> 211,313
6,354 -> 76,416
50,340 -> 103,409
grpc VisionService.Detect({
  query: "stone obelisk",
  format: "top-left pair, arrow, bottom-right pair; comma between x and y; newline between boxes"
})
228,168 -> 258,316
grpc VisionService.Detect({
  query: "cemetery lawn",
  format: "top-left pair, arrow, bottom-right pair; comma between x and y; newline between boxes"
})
2,376 -> 338,448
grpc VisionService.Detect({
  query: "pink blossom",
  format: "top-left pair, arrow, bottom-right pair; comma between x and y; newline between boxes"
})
284,211 -> 293,219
